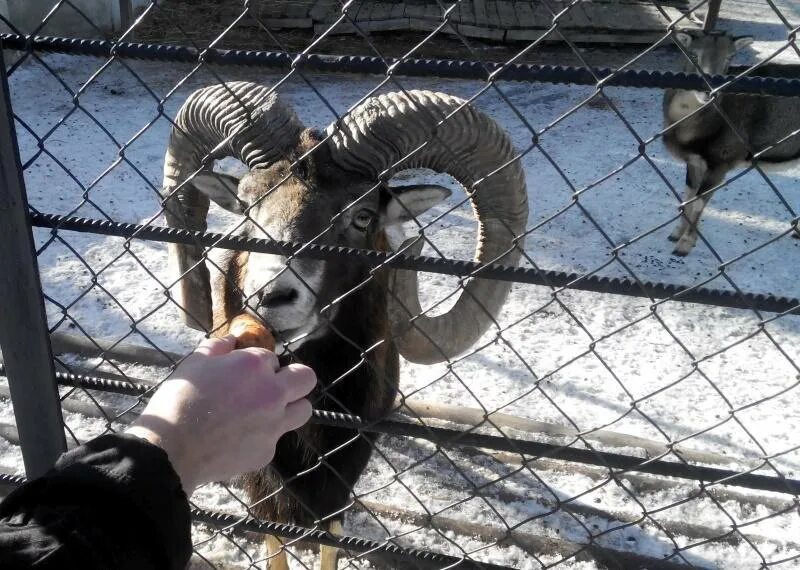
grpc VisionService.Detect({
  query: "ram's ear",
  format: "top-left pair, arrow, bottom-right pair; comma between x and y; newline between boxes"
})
674,32 -> 693,49
191,171 -> 247,214
380,184 -> 452,227
733,36 -> 754,52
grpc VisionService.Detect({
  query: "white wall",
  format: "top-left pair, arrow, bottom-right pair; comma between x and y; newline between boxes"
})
3,0 -> 154,37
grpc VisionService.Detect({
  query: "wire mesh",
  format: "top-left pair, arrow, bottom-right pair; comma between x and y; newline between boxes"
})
1,0 -> 799,569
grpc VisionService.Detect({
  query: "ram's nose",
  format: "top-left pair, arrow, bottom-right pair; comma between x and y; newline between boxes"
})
258,286 -> 300,309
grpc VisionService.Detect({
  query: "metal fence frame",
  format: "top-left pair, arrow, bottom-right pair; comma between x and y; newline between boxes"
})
1,1 -> 800,568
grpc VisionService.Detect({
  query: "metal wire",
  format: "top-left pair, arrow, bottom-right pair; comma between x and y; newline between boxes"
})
2,32 -> 800,96
3,362 -> 798,495
29,212 -> 800,315
1,469 -> 698,570
0,471 -> 517,570
1,1 -> 799,569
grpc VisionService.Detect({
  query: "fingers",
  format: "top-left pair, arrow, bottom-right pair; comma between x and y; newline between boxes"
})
194,335 -> 236,357
277,363 -> 317,403
282,398 -> 313,431
235,346 -> 281,373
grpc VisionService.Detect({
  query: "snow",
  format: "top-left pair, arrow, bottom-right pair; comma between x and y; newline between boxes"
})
2,2 -> 800,568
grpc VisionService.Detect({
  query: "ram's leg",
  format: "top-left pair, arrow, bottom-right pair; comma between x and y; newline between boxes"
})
674,166 -> 727,256
669,183 -> 694,241
265,535 -> 290,570
670,155 -> 706,244
319,520 -> 343,570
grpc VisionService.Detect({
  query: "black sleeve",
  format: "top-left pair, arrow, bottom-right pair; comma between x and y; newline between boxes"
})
0,433 -> 192,570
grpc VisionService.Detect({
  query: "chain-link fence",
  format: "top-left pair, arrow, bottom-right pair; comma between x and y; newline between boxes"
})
1,0 -> 799,568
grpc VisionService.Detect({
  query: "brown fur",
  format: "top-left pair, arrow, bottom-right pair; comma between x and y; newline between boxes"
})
663,32 -> 800,254
207,131 -> 401,537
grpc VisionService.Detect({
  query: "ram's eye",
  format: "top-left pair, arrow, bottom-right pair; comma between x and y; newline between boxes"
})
293,161 -> 309,180
352,209 -> 375,231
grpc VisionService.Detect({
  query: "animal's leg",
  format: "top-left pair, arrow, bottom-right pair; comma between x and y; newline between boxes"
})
674,166 -> 727,256
265,535 -> 290,570
319,519 -> 343,570
674,196 -> 708,255
669,185 -> 695,241
669,155 -> 705,243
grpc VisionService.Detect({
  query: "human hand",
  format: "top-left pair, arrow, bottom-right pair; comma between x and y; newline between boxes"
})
126,336 -> 316,493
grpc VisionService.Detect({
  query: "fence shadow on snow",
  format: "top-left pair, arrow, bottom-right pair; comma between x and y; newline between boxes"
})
1,1 -> 800,569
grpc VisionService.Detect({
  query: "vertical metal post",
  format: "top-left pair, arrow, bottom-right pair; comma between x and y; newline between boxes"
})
703,0 -> 723,31
119,0 -> 135,38
0,48 -> 67,477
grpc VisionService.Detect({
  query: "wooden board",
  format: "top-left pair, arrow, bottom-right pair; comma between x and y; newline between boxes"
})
451,23 -> 505,40
309,0 -> 337,20
496,1 -> 517,29
473,0 -> 489,27
370,2 -> 394,20
514,1 -> 536,28
262,17 -> 314,28
390,3 -> 406,18
268,0 -> 699,45
458,1 -> 476,25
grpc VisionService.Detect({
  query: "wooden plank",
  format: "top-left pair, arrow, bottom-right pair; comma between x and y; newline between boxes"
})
506,29 -> 669,43
409,18 -> 440,32
451,23 -> 505,40
505,28 -> 546,41
425,3 -> 442,22
357,18 -> 411,32
458,1 -> 475,25
496,0 -> 517,28
404,3 -> 427,18
473,0 -> 489,26
337,0 -> 359,20
580,3 -> 618,28
285,0 -> 315,18
485,0 -> 501,28
369,2 -> 394,20
308,0 -> 697,41
347,0 -> 366,22
566,2 -> 593,28
390,2 -> 406,18
316,21 -> 355,34
260,2 -> 286,18
347,1 -> 364,23
513,1 -> 537,28
532,0 -> 555,26
261,18 -> 315,29
119,0 -> 134,37
309,0 -> 338,20
553,3 -> 679,31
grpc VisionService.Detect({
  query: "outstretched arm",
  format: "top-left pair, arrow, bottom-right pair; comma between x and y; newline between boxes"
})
0,335 -> 316,570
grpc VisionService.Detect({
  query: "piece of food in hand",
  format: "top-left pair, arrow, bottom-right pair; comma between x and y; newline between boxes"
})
229,314 -> 276,351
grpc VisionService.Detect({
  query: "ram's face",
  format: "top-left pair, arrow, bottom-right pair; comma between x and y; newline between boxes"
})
194,154 -> 450,348
675,32 -> 753,76
238,166 -> 382,345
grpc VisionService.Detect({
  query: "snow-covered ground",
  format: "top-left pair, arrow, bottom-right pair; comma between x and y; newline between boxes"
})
2,2 -> 800,568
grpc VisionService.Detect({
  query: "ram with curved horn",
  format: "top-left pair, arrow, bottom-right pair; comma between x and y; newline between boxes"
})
161,81 -> 528,569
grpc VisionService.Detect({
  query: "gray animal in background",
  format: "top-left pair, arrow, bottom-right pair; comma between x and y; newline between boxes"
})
663,31 -> 800,256
160,82 -> 528,570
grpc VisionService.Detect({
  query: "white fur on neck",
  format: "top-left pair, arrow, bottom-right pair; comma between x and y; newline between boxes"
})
750,156 -> 800,173
668,90 -> 709,123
